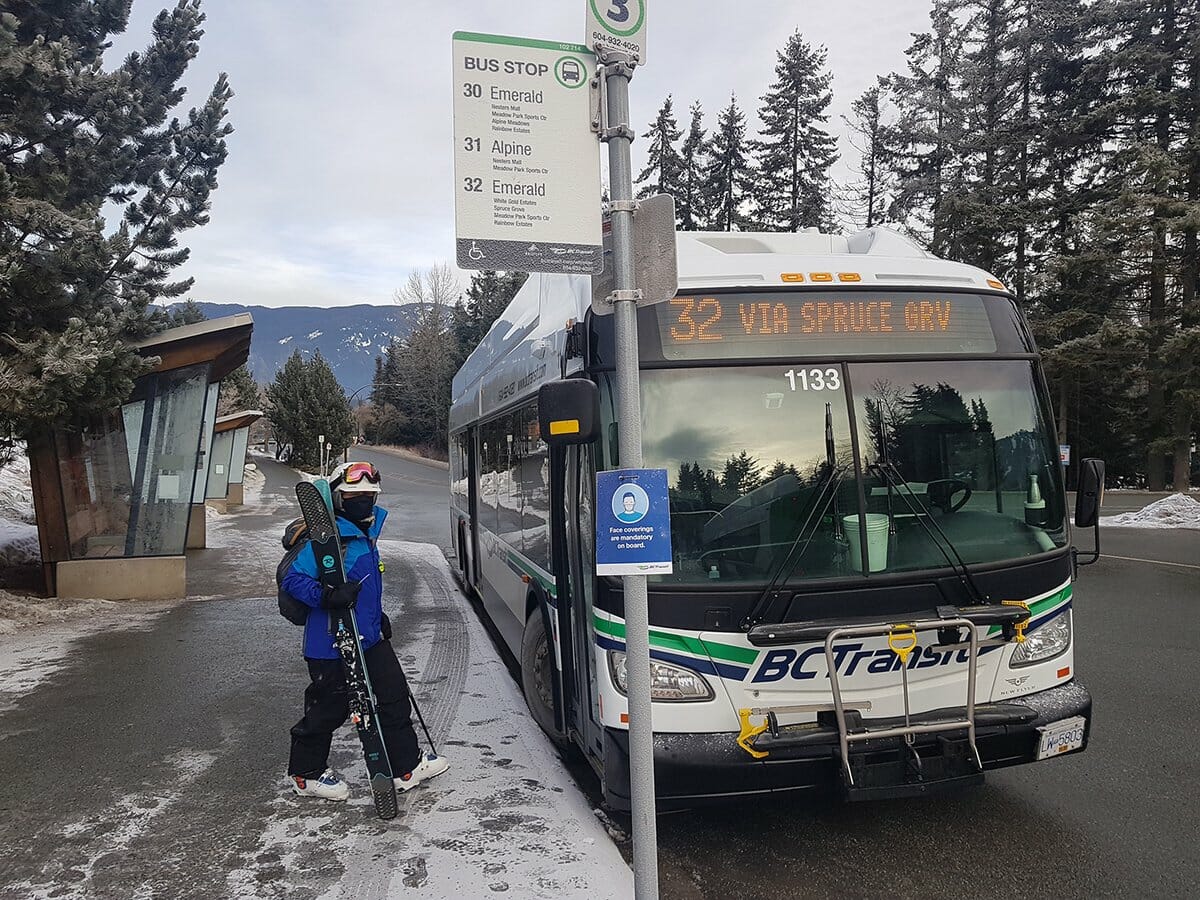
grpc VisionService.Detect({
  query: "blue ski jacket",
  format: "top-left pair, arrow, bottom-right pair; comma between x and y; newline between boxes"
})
282,506 -> 388,660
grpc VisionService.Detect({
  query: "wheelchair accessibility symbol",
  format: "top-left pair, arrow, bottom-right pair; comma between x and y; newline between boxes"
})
468,241 -> 484,261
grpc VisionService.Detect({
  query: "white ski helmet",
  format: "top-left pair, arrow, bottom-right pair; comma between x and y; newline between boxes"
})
329,461 -> 382,499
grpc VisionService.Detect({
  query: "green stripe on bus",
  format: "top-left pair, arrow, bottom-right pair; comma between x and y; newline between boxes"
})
593,615 -> 760,665
506,552 -> 557,599
987,584 -> 1072,636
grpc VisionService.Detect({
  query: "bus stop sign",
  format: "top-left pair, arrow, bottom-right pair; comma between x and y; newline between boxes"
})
596,469 -> 673,575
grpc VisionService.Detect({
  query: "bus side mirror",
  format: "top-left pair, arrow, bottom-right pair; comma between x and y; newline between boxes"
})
538,380 -> 600,446
1074,458 -> 1105,528
1074,458 -> 1105,568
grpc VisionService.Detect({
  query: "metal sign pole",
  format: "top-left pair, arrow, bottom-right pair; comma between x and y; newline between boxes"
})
601,53 -> 660,900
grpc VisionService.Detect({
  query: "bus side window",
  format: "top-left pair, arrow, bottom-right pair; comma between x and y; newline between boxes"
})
522,402 -> 551,571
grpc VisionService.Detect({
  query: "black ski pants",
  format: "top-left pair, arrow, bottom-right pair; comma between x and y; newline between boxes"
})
288,638 -> 421,778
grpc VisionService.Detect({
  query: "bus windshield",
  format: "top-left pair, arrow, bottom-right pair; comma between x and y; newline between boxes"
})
630,360 -> 1066,586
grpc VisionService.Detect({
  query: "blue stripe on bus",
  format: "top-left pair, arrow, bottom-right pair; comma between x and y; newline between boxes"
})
595,635 -> 751,682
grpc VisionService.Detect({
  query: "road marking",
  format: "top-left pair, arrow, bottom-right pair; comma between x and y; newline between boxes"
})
1103,553 -> 1200,571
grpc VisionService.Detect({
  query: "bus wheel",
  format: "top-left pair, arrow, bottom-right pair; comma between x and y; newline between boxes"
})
520,609 -> 568,749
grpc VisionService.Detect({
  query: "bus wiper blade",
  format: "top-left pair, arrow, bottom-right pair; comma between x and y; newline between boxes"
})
743,465 -> 844,630
871,462 -> 988,605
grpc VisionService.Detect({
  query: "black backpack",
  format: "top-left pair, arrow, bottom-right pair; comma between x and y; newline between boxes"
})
277,517 -> 311,626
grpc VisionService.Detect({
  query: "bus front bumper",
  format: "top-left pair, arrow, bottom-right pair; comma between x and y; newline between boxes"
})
601,681 -> 1091,812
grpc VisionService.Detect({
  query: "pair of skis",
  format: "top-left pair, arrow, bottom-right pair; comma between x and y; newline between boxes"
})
295,479 -> 398,820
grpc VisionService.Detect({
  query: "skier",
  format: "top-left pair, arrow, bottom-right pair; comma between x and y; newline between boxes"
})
282,460 -> 449,801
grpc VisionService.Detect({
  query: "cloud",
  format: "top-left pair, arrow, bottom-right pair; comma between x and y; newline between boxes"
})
113,0 -> 932,308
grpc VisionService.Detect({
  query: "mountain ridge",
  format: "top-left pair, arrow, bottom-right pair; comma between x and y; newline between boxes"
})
189,301 -> 418,392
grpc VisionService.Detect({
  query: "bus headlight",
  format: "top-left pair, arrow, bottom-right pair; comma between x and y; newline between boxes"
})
1010,611 -> 1071,667
607,650 -> 715,702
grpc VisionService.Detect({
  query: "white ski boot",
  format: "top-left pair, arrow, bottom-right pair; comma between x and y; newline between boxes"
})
394,751 -> 450,792
291,768 -> 351,801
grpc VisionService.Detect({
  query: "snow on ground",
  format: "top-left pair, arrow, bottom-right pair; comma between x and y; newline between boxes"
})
0,593 -> 184,714
0,518 -> 39,567
0,448 -> 35,523
0,447 -> 41,569
220,536 -> 632,899
1102,493 -> 1200,529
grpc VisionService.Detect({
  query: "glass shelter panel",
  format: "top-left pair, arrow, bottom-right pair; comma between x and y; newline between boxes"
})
126,364 -> 210,556
206,430 -> 235,499
57,413 -> 134,559
192,383 -> 220,503
229,428 -> 250,486
61,364 -> 210,559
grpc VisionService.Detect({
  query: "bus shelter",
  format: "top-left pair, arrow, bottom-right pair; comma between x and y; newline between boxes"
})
206,410 -> 263,508
28,315 -> 254,599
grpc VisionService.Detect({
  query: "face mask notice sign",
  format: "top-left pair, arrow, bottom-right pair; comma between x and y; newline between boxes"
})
595,468 -> 673,576
452,31 -> 603,275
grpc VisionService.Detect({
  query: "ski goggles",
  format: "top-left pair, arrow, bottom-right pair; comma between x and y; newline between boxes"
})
340,462 -> 381,486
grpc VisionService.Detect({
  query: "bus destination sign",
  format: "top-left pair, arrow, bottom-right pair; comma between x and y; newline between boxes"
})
654,292 -> 1001,359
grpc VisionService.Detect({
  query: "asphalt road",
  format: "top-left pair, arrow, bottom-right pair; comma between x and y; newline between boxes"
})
1,447 -> 1194,899
0,453 -> 626,899
345,446 -> 454,552
349,457 -> 1199,899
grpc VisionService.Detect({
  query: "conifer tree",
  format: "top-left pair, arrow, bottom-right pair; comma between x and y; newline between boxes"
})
635,95 -> 684,200
677,102 -> 708,230
266,351 -> 352,468
0,1 -> 234,456
452,269 -> 527,362
887,4 -> 970,253
749,31 -> 839,232
842,84 -> 896,229
703,95 -> 753,232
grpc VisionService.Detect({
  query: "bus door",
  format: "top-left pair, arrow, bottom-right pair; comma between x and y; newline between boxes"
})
565,445 -> 605,761
467,426 -> 481,585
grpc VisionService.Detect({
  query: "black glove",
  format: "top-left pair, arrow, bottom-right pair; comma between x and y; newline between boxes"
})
322,581 -> 361,610
381,613 -> 393,641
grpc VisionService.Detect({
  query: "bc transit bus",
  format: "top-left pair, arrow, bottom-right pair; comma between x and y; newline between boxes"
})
448,228 -> 1100,809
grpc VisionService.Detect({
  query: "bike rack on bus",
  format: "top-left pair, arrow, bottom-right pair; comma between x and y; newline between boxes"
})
739,603 -> 1032,799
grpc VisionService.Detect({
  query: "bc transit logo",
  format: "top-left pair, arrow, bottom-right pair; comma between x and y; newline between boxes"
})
751,642 -> 981,683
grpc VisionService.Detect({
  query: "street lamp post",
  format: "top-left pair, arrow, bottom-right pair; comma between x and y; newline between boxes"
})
343,383 -> 403,462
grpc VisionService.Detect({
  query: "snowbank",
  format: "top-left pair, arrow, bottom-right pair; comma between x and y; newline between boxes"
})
0,448 -> 40,569
0,519 -> 40,567
1103,493 -> 1200,529
0,449 -> 35,524
0,589 -> 116,636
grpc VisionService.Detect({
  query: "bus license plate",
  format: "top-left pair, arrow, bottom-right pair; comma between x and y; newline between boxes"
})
1036,716 -> 1086,760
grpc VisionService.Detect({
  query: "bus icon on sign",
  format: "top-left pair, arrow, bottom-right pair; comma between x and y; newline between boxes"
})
561,59 -> 581,84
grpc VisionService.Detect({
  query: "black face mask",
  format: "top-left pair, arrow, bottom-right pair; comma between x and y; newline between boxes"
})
340,495 -> 376,522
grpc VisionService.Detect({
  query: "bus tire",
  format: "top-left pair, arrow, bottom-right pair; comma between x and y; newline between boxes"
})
520,607 -> 569,749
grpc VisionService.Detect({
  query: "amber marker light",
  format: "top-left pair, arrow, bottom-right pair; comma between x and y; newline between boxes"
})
838,272 -> 862,282
810,272 -> 834,282
781,273 -> 805,283
987,279 -> 1006,290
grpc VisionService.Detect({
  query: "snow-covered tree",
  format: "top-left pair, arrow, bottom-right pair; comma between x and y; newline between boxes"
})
0,1 -> 234,458
749,31 -> 839,231
635,95 -> 684,200
703,95 -> 754,232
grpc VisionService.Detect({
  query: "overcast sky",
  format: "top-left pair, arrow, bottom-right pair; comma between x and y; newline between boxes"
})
113,1 -> 934,309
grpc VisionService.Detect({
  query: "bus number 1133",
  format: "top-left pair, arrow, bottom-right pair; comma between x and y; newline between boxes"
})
784,367 -> 841,391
